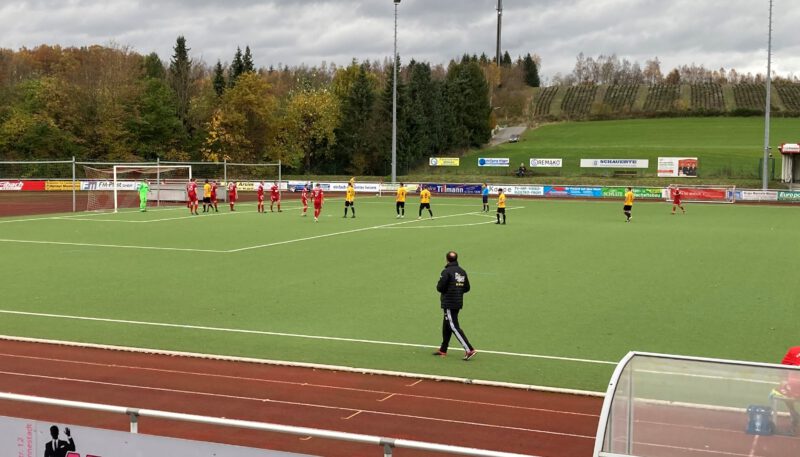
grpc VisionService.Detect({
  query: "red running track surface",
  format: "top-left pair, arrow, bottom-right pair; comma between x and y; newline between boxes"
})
0,339 -> 601,457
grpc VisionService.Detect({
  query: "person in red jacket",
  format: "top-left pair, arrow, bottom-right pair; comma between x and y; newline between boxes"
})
771,346 -> 800,432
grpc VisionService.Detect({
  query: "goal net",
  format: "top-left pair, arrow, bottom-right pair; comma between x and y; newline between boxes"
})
666,185 -> 736,204
83,165 -> 192,212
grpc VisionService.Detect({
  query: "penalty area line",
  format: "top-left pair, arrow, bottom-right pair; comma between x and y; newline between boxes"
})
0,309 -> 615,366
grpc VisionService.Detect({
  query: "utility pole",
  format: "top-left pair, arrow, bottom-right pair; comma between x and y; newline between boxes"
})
762,0 -> 773,190
496,0 -> 503,65
391,0 -> 400,183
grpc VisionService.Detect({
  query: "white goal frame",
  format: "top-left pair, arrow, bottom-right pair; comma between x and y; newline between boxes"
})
113,165 -> 193,213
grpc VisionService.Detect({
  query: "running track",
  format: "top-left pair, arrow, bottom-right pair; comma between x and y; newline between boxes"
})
0,339 -> 601,457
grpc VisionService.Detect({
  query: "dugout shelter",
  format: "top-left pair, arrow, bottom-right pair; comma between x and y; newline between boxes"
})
594,351 -> 800,457
780,143 -> 800,183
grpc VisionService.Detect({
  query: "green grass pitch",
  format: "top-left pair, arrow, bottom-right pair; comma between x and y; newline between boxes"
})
1,196 -> 799,392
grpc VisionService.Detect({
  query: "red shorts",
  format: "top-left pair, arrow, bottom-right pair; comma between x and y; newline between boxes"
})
673,199 -> 681,205
211,195 -> 217,203
271,195 -> 279,202
314,202 -> 322,209
301,199 -> 308,207
188,192 -> 197,203
258,195 -> 264,202
229,193 -> 236,202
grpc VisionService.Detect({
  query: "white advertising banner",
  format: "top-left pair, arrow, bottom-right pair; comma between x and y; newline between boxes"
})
657,157 -> 698,177
489,185 -> 544,196
739,190 -> 778,202
529,158 -> 563,168
580,159 -> 649,169
478,158 -> 510,167
0,181 -> 25,191
0,416 -> 312,457
80,181 -> 139,191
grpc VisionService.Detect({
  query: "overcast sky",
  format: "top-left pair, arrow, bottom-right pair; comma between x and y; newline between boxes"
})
2,0 -> 799,81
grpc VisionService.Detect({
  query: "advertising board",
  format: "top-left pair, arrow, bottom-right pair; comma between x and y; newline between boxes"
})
542,186 -> 603,198
529,158 -> 563,168
657,157 -> 698,177
602,187 -> 665,199
422,183 -> 483,195
429,157 -> 460,167
478,158 -> 510,167
46,181 -> 81,191
778,191 -> 800,202
0,416 -> 310,457
580,159 -> 649,169
490,185 -> 544,196
738,190 -> 778,202
80,181 -> 139,191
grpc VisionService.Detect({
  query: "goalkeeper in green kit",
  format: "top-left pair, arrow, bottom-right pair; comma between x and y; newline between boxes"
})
138,180 -> 149,212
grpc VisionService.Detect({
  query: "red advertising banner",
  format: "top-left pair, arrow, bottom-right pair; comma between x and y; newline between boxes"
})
670,187 -> 728,202
0,180 -> 46,191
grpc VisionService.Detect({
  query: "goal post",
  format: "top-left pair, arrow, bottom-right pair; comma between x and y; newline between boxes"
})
82,164 -> 192,212
666,184 -> 736,204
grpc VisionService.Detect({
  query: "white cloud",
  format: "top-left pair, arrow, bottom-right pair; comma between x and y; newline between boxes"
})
0,0 -> 797,79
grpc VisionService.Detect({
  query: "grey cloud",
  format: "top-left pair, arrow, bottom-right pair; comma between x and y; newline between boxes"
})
0,0 -> 797,79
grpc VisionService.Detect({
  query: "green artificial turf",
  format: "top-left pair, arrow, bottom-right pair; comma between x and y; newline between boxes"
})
1,196 -> 799,392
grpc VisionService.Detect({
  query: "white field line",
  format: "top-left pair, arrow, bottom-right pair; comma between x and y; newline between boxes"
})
0,310 -> 615,366
381,221 -> 496,229
0,369 -> 595,440
226,210 -> 496,253
0,335 -> 605,397
0,238 -> 225,253
0,352 -> 599,418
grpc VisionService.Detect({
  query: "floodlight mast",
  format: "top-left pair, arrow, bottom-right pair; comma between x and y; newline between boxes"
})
762,0 -> 773,190
496,0 -> 503,65
391,0 -> 400,183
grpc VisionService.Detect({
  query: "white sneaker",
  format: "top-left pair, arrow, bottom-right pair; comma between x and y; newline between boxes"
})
417,216 -> 422,220
314,217 -> 318,222
396,215 -> 401,218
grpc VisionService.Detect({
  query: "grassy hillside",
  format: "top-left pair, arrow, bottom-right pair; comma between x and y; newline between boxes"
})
528,83 -> 800,121
416,117 -> 800,187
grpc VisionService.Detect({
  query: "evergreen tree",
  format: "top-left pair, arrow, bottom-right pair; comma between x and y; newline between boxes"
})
168,36 -> 192,126
523,53 -> 540,87
143,52 -> 165,80
229,47 -> 244,87
213,60 -> 226,96
333,63 -> 377,174
243,46 -> 255,73
446,60 -> 492,148
405,60 -> 435,165
502,51 -> 512,67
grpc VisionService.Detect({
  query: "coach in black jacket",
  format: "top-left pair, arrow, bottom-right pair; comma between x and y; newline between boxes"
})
433,251 -> 477,361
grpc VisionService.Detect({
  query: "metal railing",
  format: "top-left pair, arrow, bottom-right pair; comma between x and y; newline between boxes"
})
0,392 -> 537,457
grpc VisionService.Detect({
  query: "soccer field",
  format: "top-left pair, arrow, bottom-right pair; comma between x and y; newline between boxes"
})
1,195 -> 799,392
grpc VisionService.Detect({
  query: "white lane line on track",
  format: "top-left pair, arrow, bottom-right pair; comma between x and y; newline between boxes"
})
0,370 -> 595,440
0,352 -> 598,417
0,310 -> 615,366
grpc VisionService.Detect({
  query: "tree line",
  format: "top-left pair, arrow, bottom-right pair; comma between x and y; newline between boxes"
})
552,53 -> 800,86
0,38 -> 546,176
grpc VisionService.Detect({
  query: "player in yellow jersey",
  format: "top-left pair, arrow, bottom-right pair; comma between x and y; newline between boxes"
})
343,182 -> 356,218
395,182 -> 407,218
418,185 -> 433,219
623,186 -> 634,222
496,188 -> 506,225
202,179 -> 212,213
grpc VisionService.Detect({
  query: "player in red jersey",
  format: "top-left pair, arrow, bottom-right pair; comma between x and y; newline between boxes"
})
227,181 -> 238,211
210,180 -> 219,212
300,183 -> 309,216
257,181 -> 265,213
270,181 -> 281,212
671,187 -> 686,215
186,178 -> 199,215
311,183 -> 324,222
